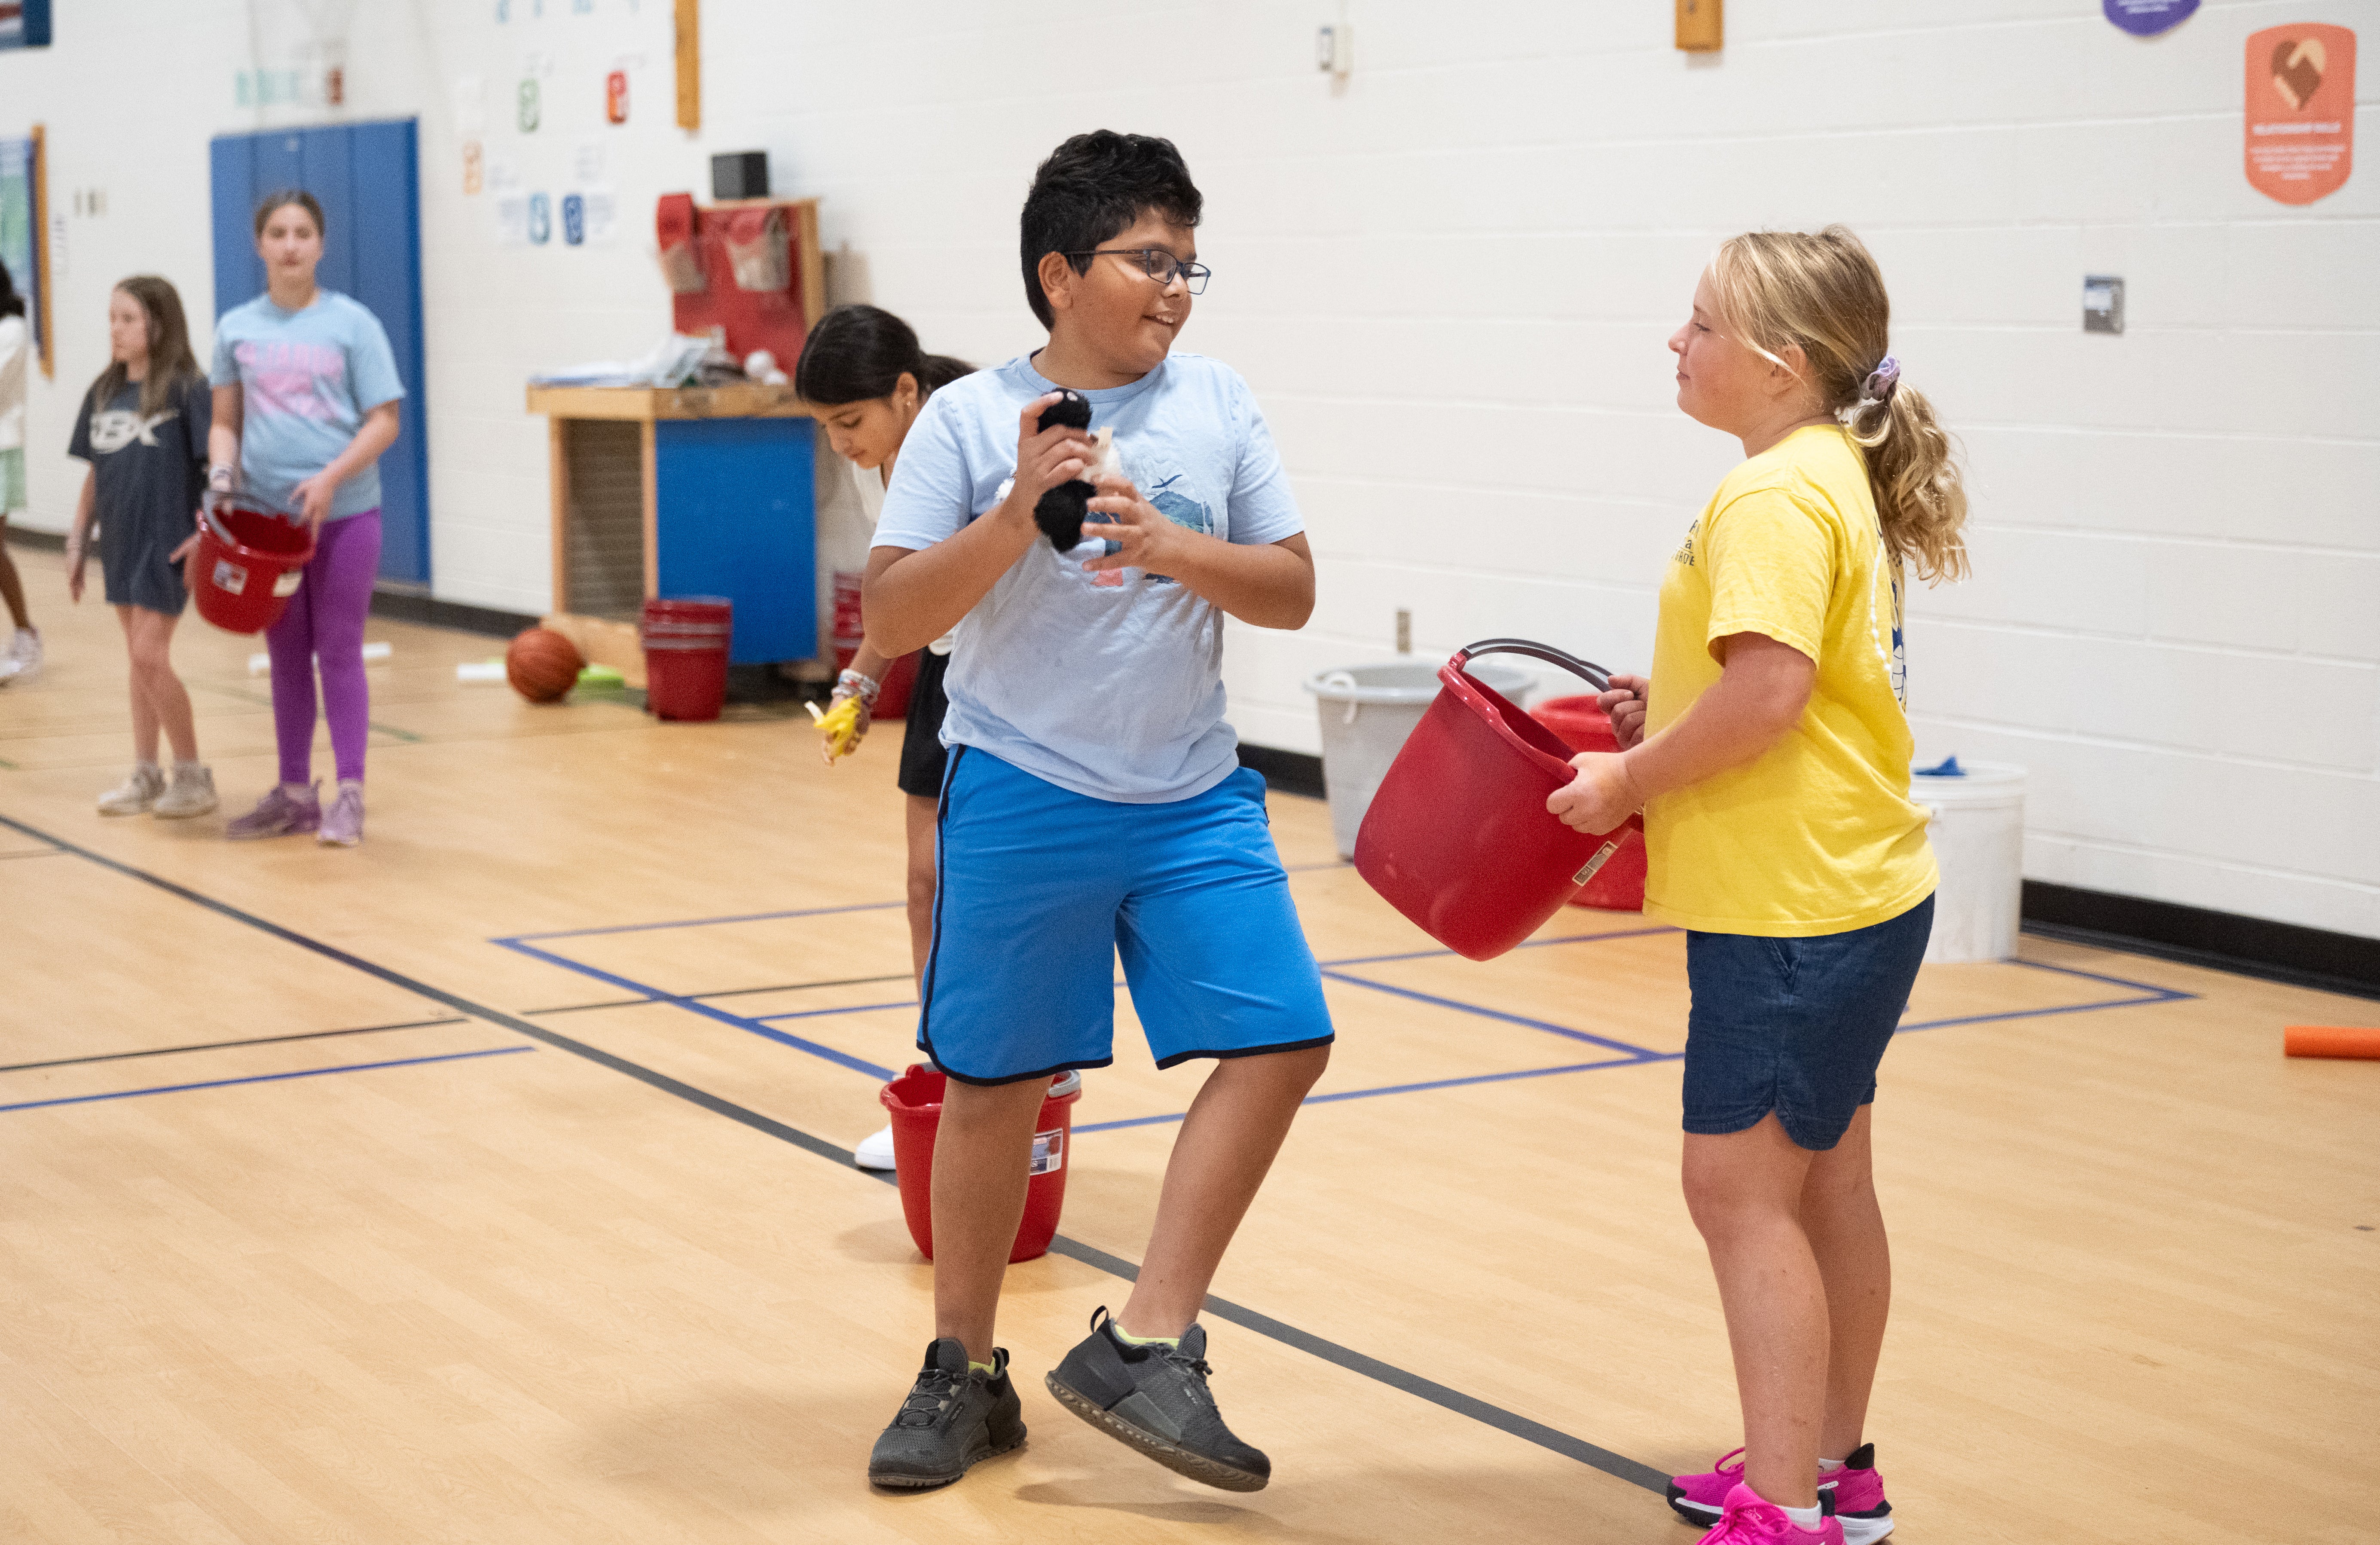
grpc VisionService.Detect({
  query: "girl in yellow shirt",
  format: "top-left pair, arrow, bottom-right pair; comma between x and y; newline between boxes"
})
1550,226 -> 1968,1545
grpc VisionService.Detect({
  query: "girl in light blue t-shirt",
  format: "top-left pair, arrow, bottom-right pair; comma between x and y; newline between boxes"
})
208,190 -> 405,847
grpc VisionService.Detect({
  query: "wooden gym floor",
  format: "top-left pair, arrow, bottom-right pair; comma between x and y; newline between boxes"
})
2,540 -> 2374,1545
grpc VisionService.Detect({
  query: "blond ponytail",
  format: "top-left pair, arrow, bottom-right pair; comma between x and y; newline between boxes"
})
1708,225 -> 1969,583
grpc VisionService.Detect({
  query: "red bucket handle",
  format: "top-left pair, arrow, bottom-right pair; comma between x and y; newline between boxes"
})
198,502 -> 316,566
1437,636 -> 1645,837
1451,637 -> 1617,694
1438,637 -> 1619,783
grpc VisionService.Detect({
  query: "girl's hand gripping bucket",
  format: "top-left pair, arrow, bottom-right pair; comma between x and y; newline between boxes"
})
187,505 -> 317,635
1352,638 -> 1644,962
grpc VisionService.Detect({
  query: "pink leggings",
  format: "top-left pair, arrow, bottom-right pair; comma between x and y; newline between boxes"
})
265,508 -> 382,786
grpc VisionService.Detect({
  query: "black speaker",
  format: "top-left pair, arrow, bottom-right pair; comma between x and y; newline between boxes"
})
710,151 -> 769,201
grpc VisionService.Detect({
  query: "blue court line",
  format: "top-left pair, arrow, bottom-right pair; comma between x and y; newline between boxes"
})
491,936 -> 901,1082
492,905 -> 2196,1124
753,999 -> 918,1023
2004,955 -> 2197,1001
507,899 -> 907,944
1075,1051 -> 1675,1134
1318,970 -> 1668,1058
0,1045 -> 533,1115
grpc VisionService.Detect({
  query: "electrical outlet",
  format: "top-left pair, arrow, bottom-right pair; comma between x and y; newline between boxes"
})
1396,608 -> 1412,655
1316,24 -> 1351,78
2083,275 -> 2124,334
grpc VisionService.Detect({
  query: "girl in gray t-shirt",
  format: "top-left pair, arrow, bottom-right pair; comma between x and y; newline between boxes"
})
65,276 -> 218,819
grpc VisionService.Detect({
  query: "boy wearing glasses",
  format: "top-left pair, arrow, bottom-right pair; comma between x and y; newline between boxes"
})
861,130 -> 1332,1493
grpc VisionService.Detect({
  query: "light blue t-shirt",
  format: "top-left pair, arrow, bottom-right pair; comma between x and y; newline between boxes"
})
209,290 -> 404,521
874,352 -> 1304,804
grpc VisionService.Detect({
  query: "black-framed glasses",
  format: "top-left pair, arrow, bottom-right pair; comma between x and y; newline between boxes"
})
1062,247 -> 1211,294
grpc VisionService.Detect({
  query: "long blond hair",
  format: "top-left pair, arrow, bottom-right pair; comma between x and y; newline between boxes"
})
1707,226 -> 1969,582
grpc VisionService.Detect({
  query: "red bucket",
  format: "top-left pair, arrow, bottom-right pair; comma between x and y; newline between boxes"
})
642,597 -> 731,721
1532,696 -> 1648,912
881,1065 -> 1082,1264
187,505 -> 316,634
872,649 -> 922,720
1353,639 -> 1642,961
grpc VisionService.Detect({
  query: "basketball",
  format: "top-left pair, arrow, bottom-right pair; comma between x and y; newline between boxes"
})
506,627 -> 584,704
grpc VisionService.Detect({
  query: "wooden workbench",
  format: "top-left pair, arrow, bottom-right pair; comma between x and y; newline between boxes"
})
528,382 -> 817,688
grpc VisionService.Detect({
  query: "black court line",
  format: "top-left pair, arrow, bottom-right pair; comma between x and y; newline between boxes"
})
0,1017 -> 471,1075
523,972 -> 917,1017
0,808 -> 1668,1497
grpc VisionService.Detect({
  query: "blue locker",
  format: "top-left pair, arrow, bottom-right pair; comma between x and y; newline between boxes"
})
208,119 -> 430,586
652,418 -> 817,665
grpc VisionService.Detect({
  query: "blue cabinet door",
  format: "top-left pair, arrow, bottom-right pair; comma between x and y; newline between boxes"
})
653,418 -> 817,665
208,119 -> 430,586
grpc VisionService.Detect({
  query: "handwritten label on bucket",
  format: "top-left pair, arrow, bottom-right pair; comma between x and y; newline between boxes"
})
213,559 -> 249,596
1029,1129 -> 1065,1177
1573,838 -> 1622,887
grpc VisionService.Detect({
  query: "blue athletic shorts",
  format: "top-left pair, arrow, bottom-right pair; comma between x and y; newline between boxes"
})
1681,894 -> 1934,1151
918,746 -> 1335,1086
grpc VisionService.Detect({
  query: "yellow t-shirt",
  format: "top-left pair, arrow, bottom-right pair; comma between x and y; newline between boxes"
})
1641,425 -> 1935,936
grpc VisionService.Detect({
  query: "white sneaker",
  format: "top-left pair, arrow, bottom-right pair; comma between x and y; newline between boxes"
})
98,762 -> 165,816
9,627 -> 41,684
155,763 -> 219,819
854,1124 -> 898,1171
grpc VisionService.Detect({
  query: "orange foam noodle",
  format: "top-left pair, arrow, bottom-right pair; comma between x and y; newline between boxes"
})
2283,1025 -> 2380,1060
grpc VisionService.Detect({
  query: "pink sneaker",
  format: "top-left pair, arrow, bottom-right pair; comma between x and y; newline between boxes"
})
1671,1447 -> 1892,1545
1821,1444 -> 1892,1544
1668,1447 -> 1750,1525
1693,1483 -> 1842,1544
226,782 -> 321,841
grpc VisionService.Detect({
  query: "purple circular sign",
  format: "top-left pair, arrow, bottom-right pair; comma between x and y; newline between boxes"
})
2105,0 -> 2199,37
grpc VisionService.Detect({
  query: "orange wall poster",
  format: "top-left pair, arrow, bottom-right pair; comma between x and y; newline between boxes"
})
2246,24 -> 2355,204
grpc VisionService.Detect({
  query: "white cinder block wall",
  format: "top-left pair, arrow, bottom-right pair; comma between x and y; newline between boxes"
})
4,1 -> 2373,939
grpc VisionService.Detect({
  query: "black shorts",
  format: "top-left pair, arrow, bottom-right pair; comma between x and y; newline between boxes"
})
894,649 -> 952,798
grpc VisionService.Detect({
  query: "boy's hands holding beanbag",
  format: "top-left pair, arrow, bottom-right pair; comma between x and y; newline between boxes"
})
1000,392 -> 1099,543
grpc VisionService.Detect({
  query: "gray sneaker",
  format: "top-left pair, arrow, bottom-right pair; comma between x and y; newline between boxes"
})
226,782 -> 320,840
1045,1308 -> 1270,1492
867,1339 -> 1027,1489
97,763 -> 165,816
154,764 -> 219,819
318,779 -> 365,847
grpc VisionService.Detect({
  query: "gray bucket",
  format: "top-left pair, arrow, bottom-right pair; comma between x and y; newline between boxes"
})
1304,659 -> 1535,860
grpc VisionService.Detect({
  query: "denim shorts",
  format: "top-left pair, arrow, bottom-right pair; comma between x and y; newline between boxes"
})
1681,894 -> 1934,1151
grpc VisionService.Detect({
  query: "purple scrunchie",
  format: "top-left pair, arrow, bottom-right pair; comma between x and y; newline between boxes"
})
1861,355 -> 1901,403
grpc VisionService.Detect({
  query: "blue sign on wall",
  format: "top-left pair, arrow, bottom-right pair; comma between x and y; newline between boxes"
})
2105,0 -> 2199,37
0,0 -> 53,49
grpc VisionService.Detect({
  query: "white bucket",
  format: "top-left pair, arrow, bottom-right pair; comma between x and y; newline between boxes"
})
1910,759 -> 2026,964
1305,660 -> 1535,860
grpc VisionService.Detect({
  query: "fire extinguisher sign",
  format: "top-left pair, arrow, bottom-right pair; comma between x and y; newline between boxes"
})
2246,24 -> 2355,205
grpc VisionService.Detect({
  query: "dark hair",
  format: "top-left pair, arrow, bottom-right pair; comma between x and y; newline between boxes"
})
254,189 -> 326,238
0,257 -> 23,320
90,276 -> 204,420
794,304 -> 972,406
1018,131 -> 1202,328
